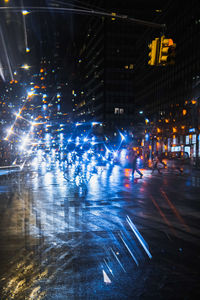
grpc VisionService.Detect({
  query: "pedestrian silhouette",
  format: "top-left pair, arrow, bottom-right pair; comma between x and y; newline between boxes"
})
131,152 -> 143,179
158,155 -> 167,168
152,155 -> 162,174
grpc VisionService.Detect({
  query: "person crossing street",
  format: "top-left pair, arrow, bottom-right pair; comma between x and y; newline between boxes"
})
131,152 -> 143,179
151,155 -> 162,174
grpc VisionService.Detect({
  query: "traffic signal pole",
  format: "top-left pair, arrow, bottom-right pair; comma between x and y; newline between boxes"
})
0,6 -> 166,29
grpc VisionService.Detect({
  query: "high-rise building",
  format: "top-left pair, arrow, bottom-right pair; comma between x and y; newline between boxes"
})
72,2 -> 139,137
72,0 -> 170,139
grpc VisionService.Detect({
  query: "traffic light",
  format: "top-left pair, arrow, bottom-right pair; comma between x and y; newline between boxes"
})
158,35 -> 176,66
148,38 -> 160,66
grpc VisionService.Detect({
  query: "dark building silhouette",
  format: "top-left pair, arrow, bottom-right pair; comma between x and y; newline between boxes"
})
72,0 -> 172,138
73,3 -> 138,136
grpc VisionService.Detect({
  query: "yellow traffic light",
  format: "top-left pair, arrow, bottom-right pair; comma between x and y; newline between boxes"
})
158,36 -> 176,65
148,38 -> 160,66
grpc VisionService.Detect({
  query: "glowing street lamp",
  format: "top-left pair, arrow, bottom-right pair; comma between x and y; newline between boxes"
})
21,64 -> 30,70
28,91 -> 34,97
92,122 -> 99,126
119,132 -> 125,141
22,10 -> 30,15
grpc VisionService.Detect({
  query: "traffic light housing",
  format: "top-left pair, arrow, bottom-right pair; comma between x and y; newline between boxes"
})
148,38 -> 160,66
158,36 -> 176,66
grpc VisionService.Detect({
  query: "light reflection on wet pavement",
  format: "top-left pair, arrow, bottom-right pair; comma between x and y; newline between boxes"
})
0,164 -> 200,299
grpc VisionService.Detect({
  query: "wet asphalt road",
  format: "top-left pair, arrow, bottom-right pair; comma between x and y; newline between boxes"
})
0,164 -> 200,300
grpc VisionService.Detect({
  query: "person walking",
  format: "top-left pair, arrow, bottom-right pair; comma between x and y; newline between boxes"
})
132,152 -> 143,179
151,155 -> 162,174
158,154 -> 167,168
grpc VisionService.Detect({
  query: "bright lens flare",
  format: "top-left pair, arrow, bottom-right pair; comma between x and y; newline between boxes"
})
22,10 -> 30,15
120,132 -> 125,141
21,64 -> 30,70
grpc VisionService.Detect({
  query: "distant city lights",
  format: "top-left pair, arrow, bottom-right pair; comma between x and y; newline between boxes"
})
21,64 -> 30,70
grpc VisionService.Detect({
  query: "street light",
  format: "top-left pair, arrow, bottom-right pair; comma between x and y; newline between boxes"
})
21,64 -> 30,70
22,10 -> 30,15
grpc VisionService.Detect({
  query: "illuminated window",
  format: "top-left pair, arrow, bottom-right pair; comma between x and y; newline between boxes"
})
114,108 -> 119,114
192,134 -> 196,144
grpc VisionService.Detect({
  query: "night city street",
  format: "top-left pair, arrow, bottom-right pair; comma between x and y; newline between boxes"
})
0,158 -> 200,299
0,0 -> 200,299
0,160 -> 200,299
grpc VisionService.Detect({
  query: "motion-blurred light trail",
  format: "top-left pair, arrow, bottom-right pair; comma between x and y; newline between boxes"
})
160,189 -> 190,233
119,232 -> 139,266
150,195 -> 177,236
110,248 -> 126,273
0,26 -> 13,81
103,259 -> 114,277
126,215 -> 152,259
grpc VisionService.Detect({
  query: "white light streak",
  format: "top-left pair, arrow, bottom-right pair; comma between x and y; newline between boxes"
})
119,232 -> 139,266
111,248 -> 126,272
126,215 -> 152,259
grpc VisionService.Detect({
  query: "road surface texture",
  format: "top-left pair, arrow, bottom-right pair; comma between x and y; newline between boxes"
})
0,164 -> 199,299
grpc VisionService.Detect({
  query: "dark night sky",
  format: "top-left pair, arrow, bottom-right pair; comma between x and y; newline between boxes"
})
19,0 -> 170,63
1,0 -> 172,75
